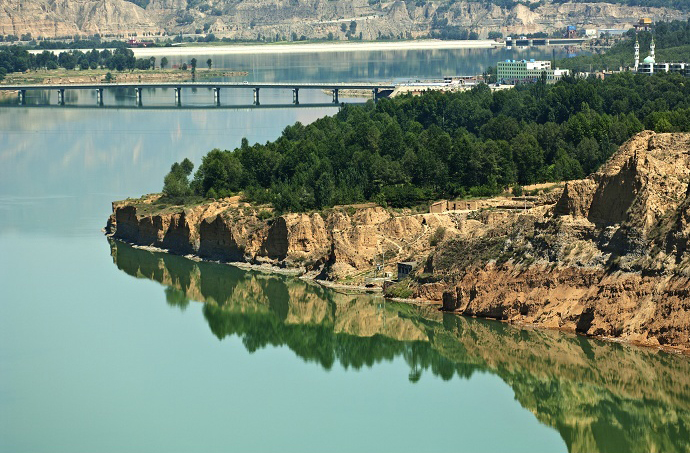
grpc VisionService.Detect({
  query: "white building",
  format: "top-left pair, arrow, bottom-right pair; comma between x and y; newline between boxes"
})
497,59 -> 570,84
635,36 -> 689,75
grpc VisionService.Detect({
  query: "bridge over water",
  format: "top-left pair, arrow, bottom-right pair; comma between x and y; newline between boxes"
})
0,82 -> 396,107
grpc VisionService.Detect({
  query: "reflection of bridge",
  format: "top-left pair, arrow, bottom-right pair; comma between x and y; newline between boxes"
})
505,37 -> 589,47
0,81 -> 396,107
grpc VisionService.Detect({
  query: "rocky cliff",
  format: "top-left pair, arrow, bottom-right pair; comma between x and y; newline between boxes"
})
421,131 -> 690,351
2,0 -> 686,40
0,0 -> 161,38
105,195 -> 464,281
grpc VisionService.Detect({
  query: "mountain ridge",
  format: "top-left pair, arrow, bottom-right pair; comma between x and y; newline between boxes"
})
2,0 -> 687,42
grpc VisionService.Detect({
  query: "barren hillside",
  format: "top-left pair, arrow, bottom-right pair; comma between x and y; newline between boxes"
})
1,0 -> 686,41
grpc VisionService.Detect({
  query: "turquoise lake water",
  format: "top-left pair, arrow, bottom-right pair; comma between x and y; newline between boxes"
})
1,47 -> 689,453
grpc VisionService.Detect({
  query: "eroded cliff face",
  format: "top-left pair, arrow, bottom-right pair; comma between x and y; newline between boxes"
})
424,131 -> 690,351
0,0 -> 160,38
105,195 -> 469,281
2,0 -> 686,40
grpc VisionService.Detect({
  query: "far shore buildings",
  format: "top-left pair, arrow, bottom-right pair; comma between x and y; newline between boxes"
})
634,35 -> 689,75
497,59 -> 570,84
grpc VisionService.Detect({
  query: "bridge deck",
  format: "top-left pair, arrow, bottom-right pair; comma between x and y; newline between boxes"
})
0,82 -> 396,91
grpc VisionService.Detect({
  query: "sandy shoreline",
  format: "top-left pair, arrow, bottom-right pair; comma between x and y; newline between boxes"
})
31,40 -> 500,57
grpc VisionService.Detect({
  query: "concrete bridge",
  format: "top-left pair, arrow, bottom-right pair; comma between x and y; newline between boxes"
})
0,82 -> 396,107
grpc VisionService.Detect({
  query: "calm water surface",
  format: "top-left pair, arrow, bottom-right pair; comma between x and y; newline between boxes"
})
1,48 -> 689,453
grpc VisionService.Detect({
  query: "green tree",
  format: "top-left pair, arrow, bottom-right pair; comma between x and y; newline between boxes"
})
511,133 -> 544,185
206,58 -> 212,70
574,137 -> 601,175
314,172 -> 335,208
163,158 -> 194,198
160,56 -> 168,69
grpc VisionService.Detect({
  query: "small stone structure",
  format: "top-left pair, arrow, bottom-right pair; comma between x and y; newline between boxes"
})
397,262 -> 416,280
429,200 -> 477,213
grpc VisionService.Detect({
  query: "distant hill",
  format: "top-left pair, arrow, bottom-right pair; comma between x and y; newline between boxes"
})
0,0 -> 687,42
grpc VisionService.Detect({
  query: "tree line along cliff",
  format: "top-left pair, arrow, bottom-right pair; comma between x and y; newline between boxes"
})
163,71 -> 690,213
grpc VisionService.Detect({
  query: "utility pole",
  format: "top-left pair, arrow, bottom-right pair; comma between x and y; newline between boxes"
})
375,246 -> 385,278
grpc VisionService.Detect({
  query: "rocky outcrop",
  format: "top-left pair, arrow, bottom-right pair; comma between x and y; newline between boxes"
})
105,196 -> 469,281
421,131 -> 690,351
0,0 -> 160,38
2,0 -> 686,41
197,214 -> 244,262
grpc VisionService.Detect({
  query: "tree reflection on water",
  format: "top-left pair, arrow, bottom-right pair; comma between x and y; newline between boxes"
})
109,238 -> 690,453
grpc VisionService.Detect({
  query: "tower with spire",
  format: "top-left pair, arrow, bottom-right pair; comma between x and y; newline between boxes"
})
633,31 -> 689,75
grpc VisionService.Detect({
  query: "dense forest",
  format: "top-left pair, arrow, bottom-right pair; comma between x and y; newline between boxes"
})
163,72 -> 690,212
560,19 -> 690,72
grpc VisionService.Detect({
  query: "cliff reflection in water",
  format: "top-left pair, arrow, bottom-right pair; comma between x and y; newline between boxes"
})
109,239 -> 690,453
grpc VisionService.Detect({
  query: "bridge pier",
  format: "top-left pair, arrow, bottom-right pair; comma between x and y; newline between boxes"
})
96,88 -> 103,106
253,87 -> 260,105
293,88 -> 299,105
545,39 -> 550,46
372,87 -> 379,103
213,87 -> 221,106
135,87 -> 142,106
175,87 -> 181,106
18,89 -> 26,105
529,39 -> 534,46
57,88 -> 65,106
332,88 -> 339,104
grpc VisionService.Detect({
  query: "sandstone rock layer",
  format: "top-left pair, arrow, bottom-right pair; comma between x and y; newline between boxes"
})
426,131 -> 690,351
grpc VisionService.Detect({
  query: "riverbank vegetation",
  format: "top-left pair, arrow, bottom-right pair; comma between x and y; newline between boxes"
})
0,46 -> 235,83
162,72 -> 690,212
0,46 -> 157,75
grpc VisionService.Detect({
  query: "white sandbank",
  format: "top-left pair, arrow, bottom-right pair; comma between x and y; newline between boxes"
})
29,40 -> 500,56
130,39 -> 500,56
